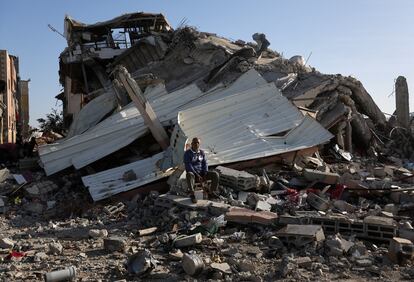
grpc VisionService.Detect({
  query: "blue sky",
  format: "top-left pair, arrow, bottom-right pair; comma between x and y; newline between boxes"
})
1,0 -> 413,126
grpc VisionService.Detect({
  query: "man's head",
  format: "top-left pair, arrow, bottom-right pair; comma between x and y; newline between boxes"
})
191,137 -> 201,152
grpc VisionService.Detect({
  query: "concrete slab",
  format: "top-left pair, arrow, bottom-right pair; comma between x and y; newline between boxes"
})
303,169 -> 340,184
276,224 -> 325,247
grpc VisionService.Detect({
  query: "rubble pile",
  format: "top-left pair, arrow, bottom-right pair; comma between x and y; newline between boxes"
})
1,11 -> 414,280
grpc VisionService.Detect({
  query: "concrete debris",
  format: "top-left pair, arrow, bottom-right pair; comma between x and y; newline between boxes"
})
88,229 -> 108,238
388,237 -> 414,265
0,237 -> 15,249
2,10 -> 414,281
104,237 -> 127,252
276,224 -> 325,247
48,242 -> 63,255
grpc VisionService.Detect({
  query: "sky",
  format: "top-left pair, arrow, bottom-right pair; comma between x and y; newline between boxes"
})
1,0 -> 414,126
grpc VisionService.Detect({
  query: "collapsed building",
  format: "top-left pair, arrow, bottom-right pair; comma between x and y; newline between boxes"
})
40,12 -> 405,200
2,11 -> 414,281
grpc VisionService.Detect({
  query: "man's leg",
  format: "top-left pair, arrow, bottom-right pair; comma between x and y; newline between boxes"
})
205,171 -> 219,193
186,172 -> 197,203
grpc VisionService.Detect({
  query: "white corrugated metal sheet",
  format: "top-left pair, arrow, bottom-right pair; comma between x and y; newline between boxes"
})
39,69 -> 268,175
82,152 -> 173,201
84,79 -> 333,201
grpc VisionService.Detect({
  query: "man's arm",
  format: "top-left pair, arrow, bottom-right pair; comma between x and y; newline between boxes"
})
201,150 -> 208,176
184,151 -> 197,174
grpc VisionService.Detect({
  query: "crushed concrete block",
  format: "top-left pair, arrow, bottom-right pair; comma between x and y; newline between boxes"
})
399,228 -> 414,242
355,258 -> 373,267
0,238 -> 15,249
24,202 -> 44,214
333,200 -> 356,213
276,224 -> 325,247
89,229 -> 109,238
211,262 -> 232,274
307,192 -> 330,211
174,233 -> 202,248
238,260 -> 256,272
48,242 -> 63,255
225,208 -> 277,225
138,227 -> 157,236
208,201 -> 231,215
104,237 -> 127,252
255,200 -> 271,211
0,168 -> 10,182
34,252 -> 48,262
388,237 -> 414,265
238,191 -> 249,202
294,256 -> 312,268
384,204 -> 398,215
303,169 -> 340,184
373,167 -> 386,178
216,166 -> 259,191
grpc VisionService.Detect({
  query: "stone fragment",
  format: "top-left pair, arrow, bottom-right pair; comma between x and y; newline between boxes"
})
276,224 -> 325,247
307,193 -> 330,211
355,259 -> 372,267
303,169 -> 340,184
34,252 -> 48,262
104,237 -> 127,252
24,202 -> 44,214
138,227 -> 157,236
211,262 -> 232,274
388,237 -> 414,265
295,256 -> 312,268
225,207 -> 277,225
255,200 -> 271,211
89,229 -> 109,238
48,242 -> 63,255
0,238 -> 15,249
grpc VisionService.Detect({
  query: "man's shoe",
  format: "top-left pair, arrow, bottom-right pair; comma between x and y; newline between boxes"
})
190,194 -> 197,203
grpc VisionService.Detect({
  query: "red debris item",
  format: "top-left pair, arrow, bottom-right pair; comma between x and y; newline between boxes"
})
5,251 -> 26,261
327,184 -> 346,200
286,188 -> 299,204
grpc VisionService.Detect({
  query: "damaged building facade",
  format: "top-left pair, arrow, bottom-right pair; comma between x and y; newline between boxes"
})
0,50 -> 30,143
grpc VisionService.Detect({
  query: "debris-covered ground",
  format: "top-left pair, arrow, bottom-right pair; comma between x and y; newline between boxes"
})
1,11 -> 414,281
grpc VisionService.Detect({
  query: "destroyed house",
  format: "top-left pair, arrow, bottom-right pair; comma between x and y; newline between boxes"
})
58,12 -> 172,126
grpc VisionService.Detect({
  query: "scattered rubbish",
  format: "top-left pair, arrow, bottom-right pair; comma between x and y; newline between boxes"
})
126,249 -> 157,276
182,253 -> 204,276
44,266 -> 77,282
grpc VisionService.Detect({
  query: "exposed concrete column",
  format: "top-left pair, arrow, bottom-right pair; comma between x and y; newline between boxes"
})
114,65 -> 170,150
395,76 -> 410,130
345,121 -> 353,153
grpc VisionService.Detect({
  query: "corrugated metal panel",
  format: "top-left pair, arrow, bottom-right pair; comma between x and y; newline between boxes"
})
66,87 -> 117,138
175,84 -> 333,165
83,79 -> 333,201
83,152 -> 173,201
40,69 -> 268,175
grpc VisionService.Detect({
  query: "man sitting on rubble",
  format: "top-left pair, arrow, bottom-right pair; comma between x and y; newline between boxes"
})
184,137 -> 219,203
